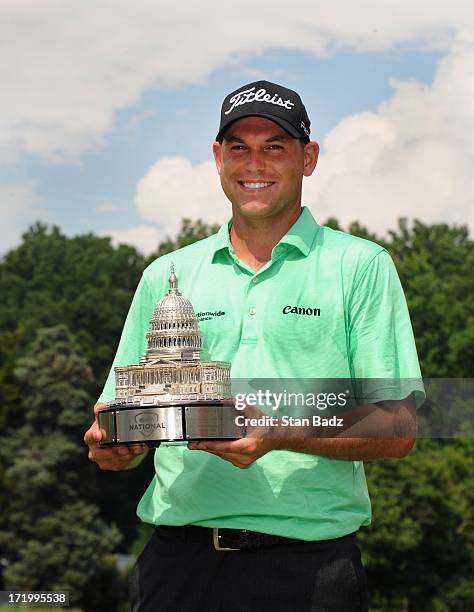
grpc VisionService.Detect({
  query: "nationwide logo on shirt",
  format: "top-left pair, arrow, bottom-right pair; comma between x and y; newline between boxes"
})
195,310 -> 226,322
282,305 -> 321,317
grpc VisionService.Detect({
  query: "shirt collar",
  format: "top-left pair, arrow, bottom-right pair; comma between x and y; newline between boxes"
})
211,206 -> 319,262
277,206 -> 319,256
211,216 -> 233,258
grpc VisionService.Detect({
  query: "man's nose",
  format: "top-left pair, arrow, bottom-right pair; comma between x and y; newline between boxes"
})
246,149 -> 265,172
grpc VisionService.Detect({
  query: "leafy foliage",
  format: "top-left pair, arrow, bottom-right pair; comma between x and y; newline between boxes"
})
0,327 -> 24,431
361,439 -> 474,611
387,220 -> 474,377
146,217 -> 220,263
0,223 -> 145,390
0,326 -> 122,607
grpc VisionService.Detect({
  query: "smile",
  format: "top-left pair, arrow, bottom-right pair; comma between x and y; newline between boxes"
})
239,181 -> 275,190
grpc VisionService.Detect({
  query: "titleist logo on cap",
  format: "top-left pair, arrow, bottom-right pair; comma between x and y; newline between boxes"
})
216,79 -> 311,143
224,87 -> 295,116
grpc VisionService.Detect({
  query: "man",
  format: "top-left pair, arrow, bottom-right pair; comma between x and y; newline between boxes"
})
84,80 -> 424,611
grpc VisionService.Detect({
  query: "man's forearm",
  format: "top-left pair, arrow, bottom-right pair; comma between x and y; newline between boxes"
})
188,397 -> 417,468
268,397 -> 417,460
272,435 -> 415,460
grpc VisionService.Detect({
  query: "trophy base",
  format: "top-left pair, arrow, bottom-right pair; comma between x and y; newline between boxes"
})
98,399 -> 243,446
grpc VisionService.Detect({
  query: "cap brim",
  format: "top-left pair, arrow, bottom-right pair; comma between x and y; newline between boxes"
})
216,113 -> 307,143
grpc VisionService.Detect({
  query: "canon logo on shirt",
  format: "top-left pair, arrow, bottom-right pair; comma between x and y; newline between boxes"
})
282,305 -> 321,316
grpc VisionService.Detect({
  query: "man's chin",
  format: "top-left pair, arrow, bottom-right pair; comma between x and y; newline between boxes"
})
239,210 -> 276,222
234,200 -> 276,219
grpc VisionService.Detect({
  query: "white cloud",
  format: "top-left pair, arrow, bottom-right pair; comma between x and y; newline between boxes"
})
0,181 -> 50,254
2,1 -> 474,162
303,44 -> 474,234
101,225 -> 163,255
133,44 -> 474,237
135,157 -> 228,239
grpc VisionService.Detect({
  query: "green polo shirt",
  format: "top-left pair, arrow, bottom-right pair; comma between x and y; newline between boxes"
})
99,207 -> 424,540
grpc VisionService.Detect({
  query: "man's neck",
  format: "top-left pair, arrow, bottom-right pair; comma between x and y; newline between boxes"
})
230,206 -> 302,271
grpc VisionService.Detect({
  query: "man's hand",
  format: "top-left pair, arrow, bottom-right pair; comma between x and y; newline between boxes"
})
84,402 -> 148,470
187,437 -> 275,469
187,403 -> 276,468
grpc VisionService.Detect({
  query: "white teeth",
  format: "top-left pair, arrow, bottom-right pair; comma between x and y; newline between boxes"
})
242,182 -> 273,189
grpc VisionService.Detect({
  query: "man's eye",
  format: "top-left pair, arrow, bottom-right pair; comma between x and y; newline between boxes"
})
267,144 -> 284,150
231,145 -> 246,151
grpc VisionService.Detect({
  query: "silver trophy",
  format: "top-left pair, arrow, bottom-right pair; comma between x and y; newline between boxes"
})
99,264 -> 243,446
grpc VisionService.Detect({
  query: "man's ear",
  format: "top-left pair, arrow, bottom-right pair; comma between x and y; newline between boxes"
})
303,141 -> 319,177
213,141 -> 222,174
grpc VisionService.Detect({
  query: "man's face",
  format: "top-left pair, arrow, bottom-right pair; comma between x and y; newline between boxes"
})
212,117 -> 319,222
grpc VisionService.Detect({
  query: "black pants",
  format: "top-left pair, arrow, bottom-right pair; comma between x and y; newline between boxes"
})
129,528 -> 368,612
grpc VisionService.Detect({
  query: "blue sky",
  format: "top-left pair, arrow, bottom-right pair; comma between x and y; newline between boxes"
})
1,1 -> 473,254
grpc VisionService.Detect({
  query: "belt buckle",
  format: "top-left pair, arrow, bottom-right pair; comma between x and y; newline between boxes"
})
213,528 -> 239,551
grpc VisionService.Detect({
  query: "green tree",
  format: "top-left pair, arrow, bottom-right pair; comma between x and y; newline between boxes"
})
0,327 -> 24,571
0,223 -> 145,390
0,327 -> 24,431
0,326 -> 123,608
146,217 -> 220,262
361,439 -> 474,611
323,216 -> 387,246
387,219 -> 474,377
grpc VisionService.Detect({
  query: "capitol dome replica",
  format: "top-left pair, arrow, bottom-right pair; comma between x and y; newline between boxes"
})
111,264 -> 231,406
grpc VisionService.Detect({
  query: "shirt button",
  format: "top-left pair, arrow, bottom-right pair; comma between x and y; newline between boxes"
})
249,307 -> 256,315
252,277 -> 258,283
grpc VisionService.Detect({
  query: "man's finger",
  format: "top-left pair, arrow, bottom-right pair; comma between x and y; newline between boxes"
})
94,402 -> 107,418
105,447 -> 147,470
88,442 -> 146,465
188,439 -> 257,453
89,441 -> 147,459
188,440 -> 245,452
84,420 -> 103,445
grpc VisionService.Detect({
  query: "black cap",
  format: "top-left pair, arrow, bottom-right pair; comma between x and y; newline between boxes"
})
216,80 -> 311,144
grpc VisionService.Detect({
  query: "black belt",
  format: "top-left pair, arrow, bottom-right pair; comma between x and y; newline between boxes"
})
156,525 -> 355,552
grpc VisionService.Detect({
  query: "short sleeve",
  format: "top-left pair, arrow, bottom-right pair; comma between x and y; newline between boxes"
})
98,274 -> 156,403
348,250 -> 425,408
